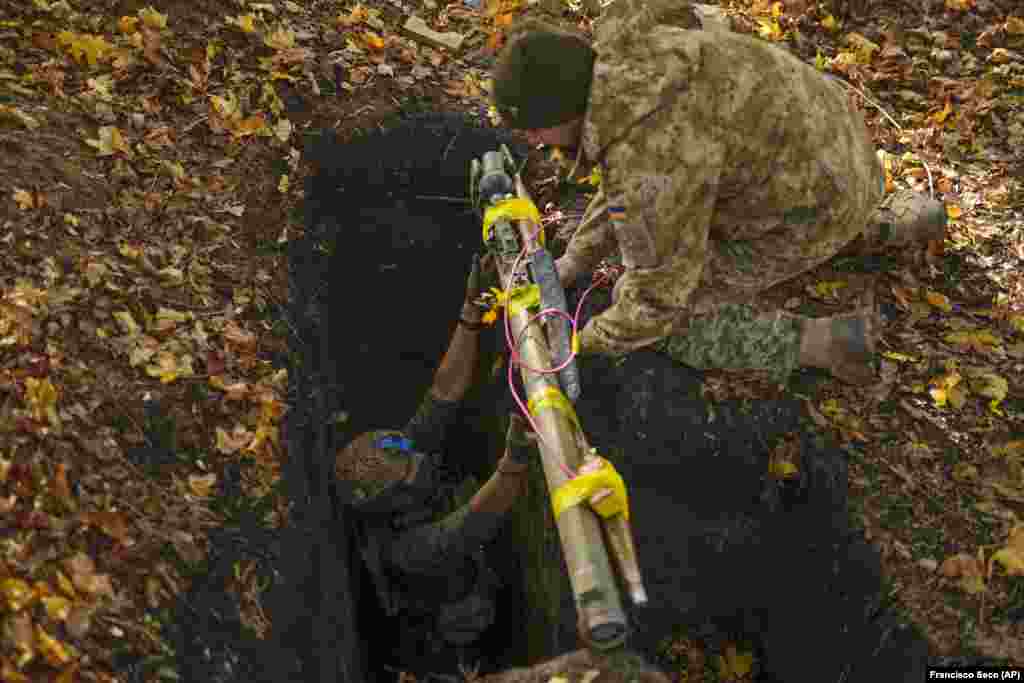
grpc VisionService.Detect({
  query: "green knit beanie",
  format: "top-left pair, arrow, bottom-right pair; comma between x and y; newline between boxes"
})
492,28 -> 596,130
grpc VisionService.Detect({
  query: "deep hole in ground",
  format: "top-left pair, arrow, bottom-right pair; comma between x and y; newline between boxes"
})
297,108 -> 935,682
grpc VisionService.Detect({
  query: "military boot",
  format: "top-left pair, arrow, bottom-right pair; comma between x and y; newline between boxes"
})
850,189 -> 947,254
798,291 -> 880,386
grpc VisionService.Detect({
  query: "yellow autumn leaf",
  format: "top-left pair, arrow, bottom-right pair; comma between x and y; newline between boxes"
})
944,0 -> 973,10
24,377 -> 59,426
264,26 -> 296,50
821,14 -> 838,31
930,99 -> 954,126
768,459 -> 798,478
946,204 -> 963,220
757,18 -> 784,41
139,7 -> 168,29
12,188 -> 35,210
988,440 -> 1024,459
146,352 -> 192,383
814,49 -> 828,71
989,48 -> 1012,64
925,290 -> 952,312
40,595 -> 72,621
585,165 -> 602,187
1,578 -> 36,611
991,525 -> 1024,577
188,473 -> 218,497
153,307 -> 190,333
362,30 -> 385,50
968,372 -> 1008,411
117,15 -> 138,33
806,280 -> 846,301
945,329 -> 1001,353
86,125 -> 130,157
35,624 -> 71,666
113,310 -> 140,336
843,32 -> 880,63
717,643 -> 754,679
482,309 -> 498,325
1006,17 -> 1024,34
929,370 -> 964,409
883,351 -> 918,363
57,31 -> 114,66
230,14 -> 257,33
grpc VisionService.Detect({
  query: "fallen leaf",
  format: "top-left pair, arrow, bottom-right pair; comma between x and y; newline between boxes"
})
24,377 -> 60,427
940,550 -> 987,594
925,290 -> 952,312
967,372 -> 1009,411
883,351 -> 918,362
991,524 -> 1024,577
77,510 -> 131,544
85,125 -> 130,157
188,473 -> 217,497
139,7 -> 168,29
945,329 -> 1001,353
929,370 -> 966,409
0,105 -> 40,129
806,280 -> 847,301
35,624 -> 71,666
1,578 -> 36,611
12,188 -> 35,210
717,643 -> 755,679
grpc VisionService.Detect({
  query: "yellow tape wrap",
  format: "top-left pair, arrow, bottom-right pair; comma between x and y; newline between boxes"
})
507,284 -> 541,316
527,386 -> 580,432
551,457 -> 630,521
482,197 -> 544,247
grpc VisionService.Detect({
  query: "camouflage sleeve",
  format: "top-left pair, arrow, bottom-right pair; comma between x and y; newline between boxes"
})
577,120 -> 727,357
387,505 -> 503,576
562,186 -> 618,276
403,391 -> 461,455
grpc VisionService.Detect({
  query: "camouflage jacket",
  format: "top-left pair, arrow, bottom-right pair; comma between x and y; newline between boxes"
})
567,22 -> 884,356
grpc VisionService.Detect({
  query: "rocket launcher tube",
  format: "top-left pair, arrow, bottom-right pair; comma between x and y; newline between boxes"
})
529,248 -> 581,403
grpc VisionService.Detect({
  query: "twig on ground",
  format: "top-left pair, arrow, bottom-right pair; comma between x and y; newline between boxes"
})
835,78 -> 936,199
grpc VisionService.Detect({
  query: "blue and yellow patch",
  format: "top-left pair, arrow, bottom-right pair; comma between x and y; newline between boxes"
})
608,205 -> 627,221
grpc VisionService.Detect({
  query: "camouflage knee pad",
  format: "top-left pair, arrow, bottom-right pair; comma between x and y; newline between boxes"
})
659,304 -> 803,382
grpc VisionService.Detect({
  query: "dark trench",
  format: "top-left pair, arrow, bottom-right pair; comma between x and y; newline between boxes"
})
116,108 -> 951,683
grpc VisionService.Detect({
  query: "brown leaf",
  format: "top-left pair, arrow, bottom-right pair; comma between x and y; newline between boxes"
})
77,510 -> 132,543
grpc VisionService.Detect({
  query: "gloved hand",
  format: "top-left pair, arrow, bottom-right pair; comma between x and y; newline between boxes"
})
462,252 -> 495,324
505,412 -> 538,466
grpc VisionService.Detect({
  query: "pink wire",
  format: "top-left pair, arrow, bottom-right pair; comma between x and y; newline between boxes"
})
498,220 -> 609,479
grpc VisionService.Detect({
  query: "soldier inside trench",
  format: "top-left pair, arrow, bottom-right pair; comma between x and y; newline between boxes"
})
334,254 -> 542,673
490,4 -> 947,385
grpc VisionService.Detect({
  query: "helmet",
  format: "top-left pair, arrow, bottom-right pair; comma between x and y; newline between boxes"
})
335,430 -> 441,514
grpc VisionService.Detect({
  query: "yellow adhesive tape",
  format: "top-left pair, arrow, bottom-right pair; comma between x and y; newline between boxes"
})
551,457 -> 630,521
527,386 -> 580,432
482,197 -> 544,247
507,284 -> 540,316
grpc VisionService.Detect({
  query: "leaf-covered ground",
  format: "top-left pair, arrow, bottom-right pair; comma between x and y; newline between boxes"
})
0,0 -> 1021,680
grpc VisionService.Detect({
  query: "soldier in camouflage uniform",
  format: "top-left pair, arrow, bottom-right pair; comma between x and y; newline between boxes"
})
491,6 -> 946,384
336,255 -> 539,667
